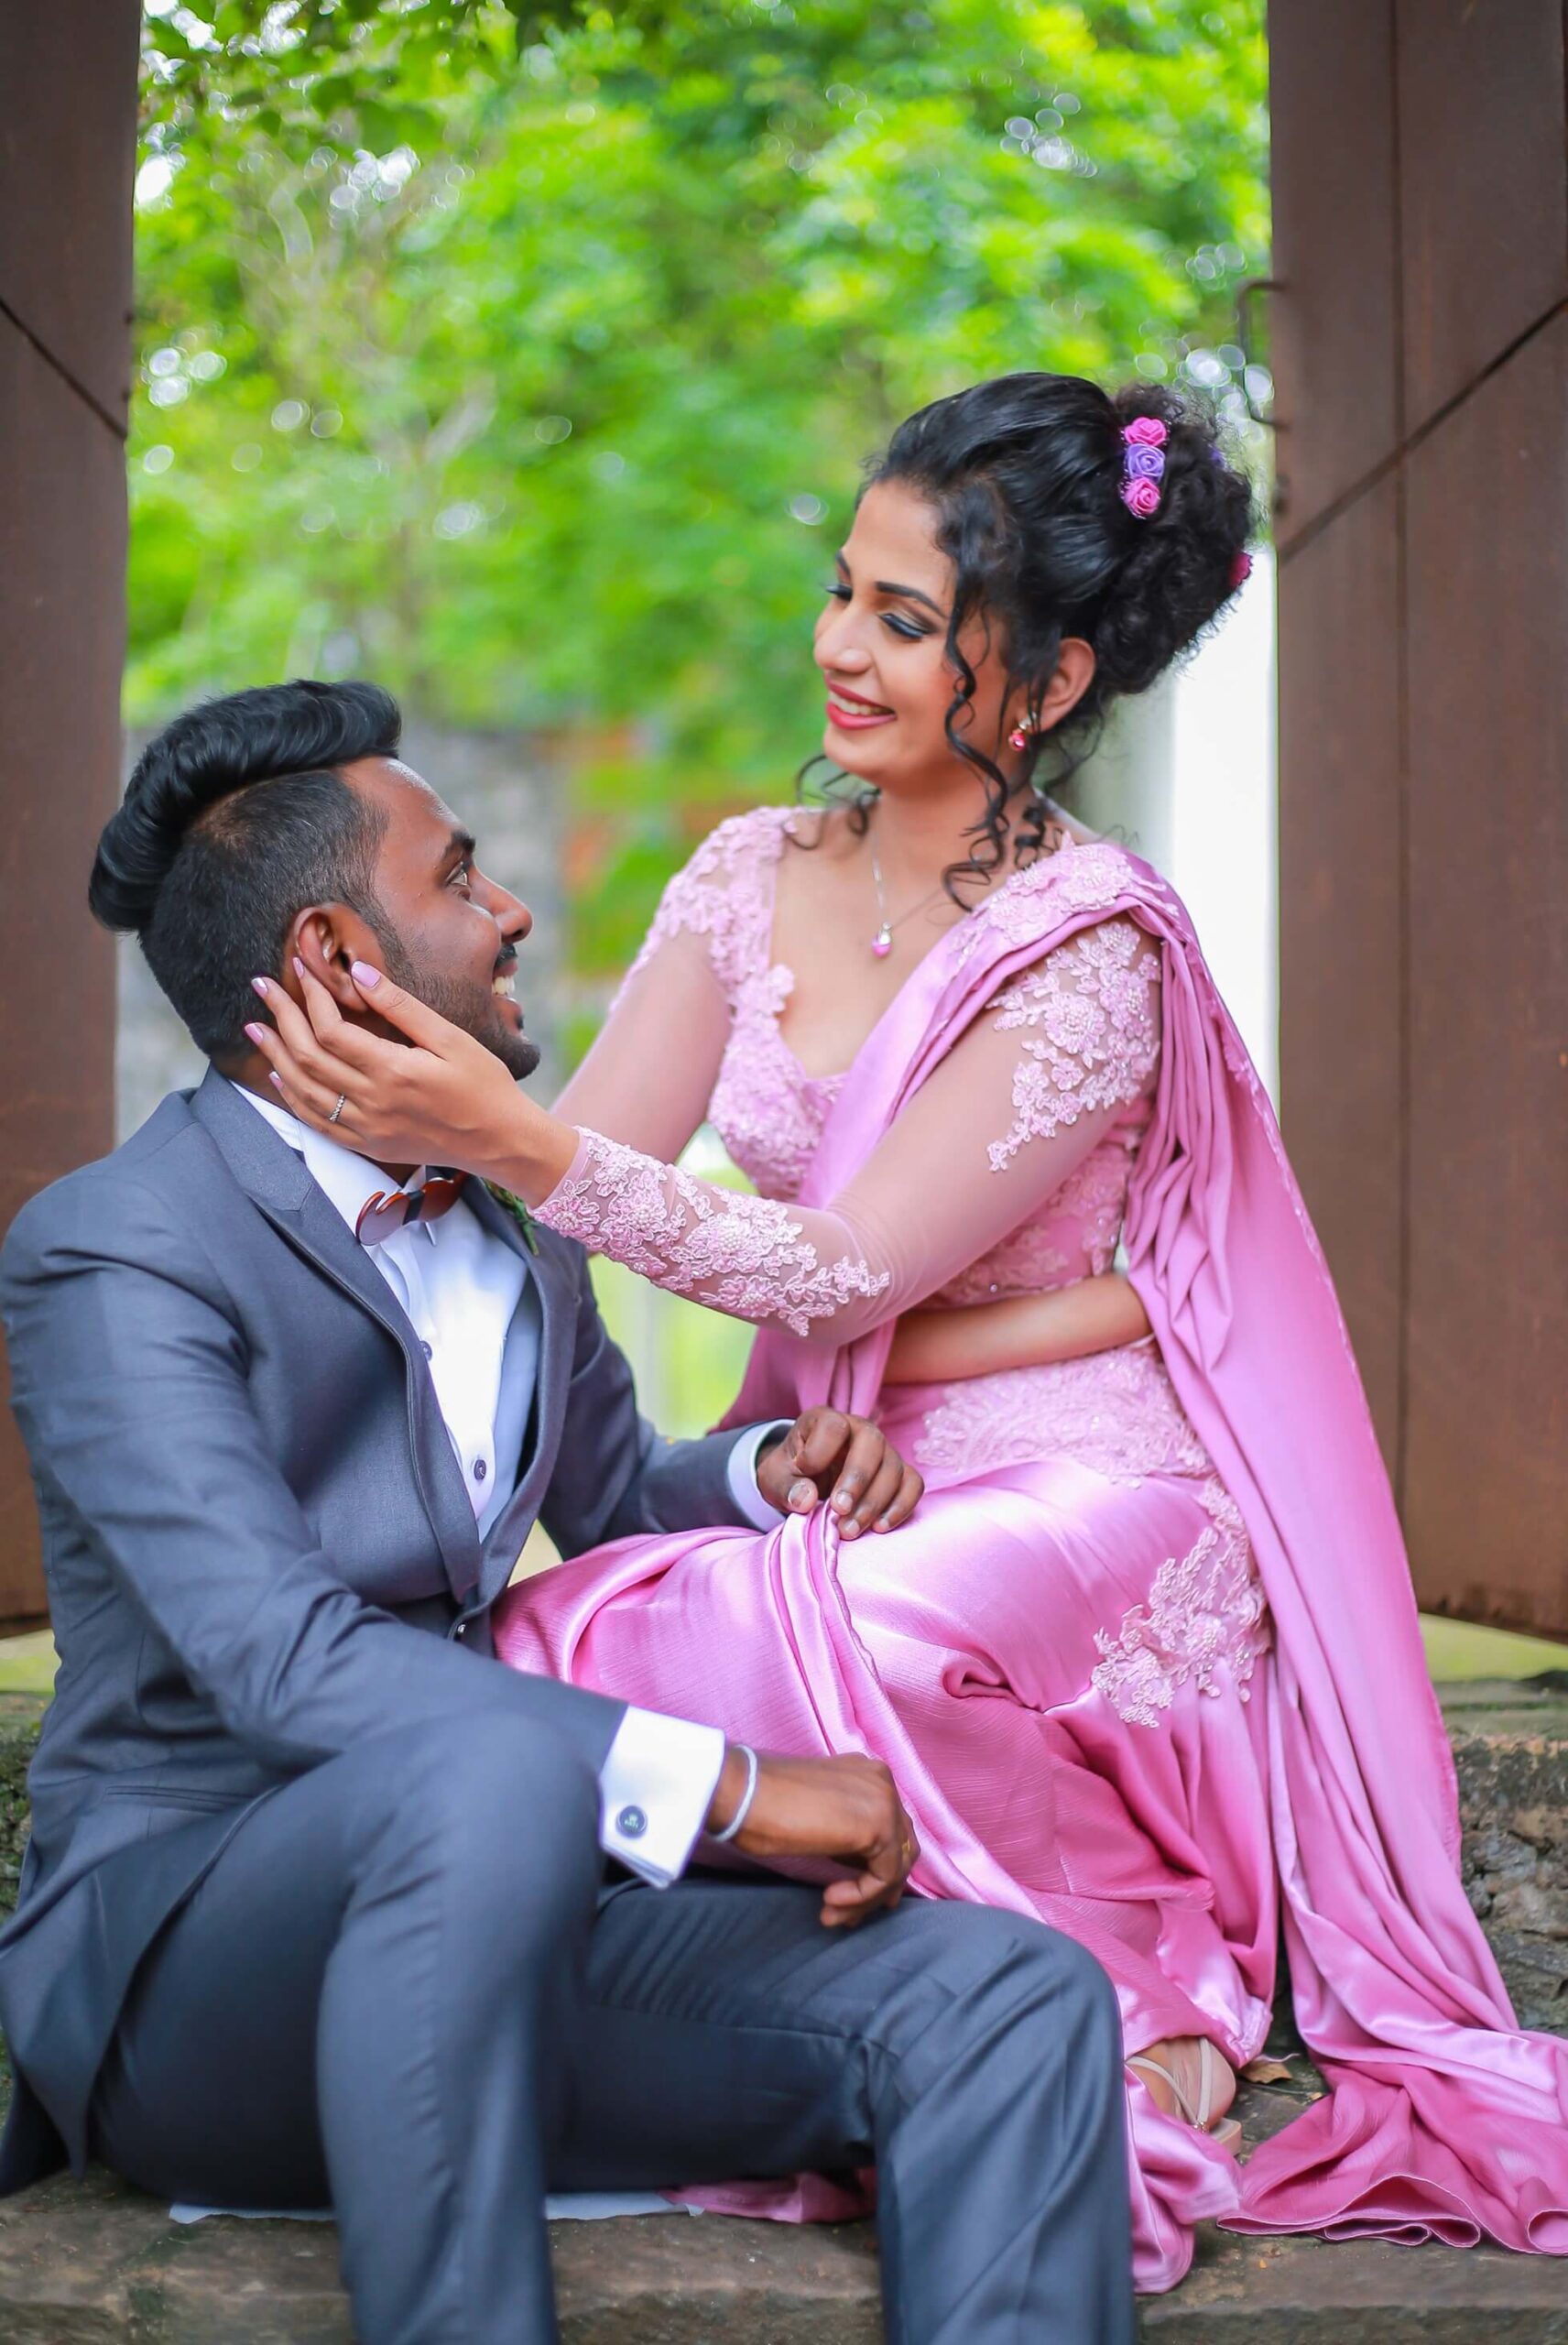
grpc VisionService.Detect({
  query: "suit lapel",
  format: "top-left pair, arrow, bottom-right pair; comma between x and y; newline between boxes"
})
191,1070 -> 483,1600
468,1183 -> 577,1601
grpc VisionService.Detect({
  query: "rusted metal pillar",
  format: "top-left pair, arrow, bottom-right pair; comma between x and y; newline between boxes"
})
0,5 -> 139,1625
1270,0 -> 1567,1637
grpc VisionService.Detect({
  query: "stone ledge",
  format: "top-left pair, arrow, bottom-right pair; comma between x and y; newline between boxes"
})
1,2134 -> 1566,2345
0,1684 -> 1563,2339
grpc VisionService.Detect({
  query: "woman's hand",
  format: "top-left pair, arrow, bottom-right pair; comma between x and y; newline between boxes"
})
756,1407 -> 922,1537
884,1271 -> 1154,1385
245,959 -> 574,1196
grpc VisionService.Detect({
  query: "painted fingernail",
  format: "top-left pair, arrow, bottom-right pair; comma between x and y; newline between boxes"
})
244,1022 -> 267,1046
268,1071 -> 283,1089
350,960 -> 381,987
250,976 -> 269,997
292,956 -> 306,977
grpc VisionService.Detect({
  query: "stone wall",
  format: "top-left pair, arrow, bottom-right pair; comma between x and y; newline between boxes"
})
1447,1678 -> 1568,2035
115,719 -> 568,1142
0,1698 -> 38,1923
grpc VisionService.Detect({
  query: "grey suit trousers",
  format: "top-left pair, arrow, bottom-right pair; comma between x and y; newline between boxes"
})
90,1711 -> 1135,2345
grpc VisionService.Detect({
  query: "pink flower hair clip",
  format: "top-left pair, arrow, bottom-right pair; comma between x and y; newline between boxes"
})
1119,415 -> 1167,518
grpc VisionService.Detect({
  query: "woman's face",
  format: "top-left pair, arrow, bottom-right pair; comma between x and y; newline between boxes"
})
811,476 -> 1095,799
811,478 -> 1015,796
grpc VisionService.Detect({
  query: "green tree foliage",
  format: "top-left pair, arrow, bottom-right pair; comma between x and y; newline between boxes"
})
133,0 -> 1268,975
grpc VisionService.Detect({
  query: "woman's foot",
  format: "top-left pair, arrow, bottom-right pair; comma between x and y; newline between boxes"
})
1127,2036 -> 1240,2153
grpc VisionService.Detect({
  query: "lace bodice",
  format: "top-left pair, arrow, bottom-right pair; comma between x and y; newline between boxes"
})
550,807 -> 1159,1336
614,811 -> 848,1202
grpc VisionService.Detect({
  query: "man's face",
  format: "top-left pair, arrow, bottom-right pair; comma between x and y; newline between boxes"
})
341,757 -> 539,1081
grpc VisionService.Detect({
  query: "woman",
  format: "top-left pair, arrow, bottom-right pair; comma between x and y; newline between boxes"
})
254,374 -> 1568,2290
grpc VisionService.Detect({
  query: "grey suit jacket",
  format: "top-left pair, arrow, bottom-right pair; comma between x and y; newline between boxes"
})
0,1067 -> 760,2187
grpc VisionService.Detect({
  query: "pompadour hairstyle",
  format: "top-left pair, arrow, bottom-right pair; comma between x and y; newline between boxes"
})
91,678 -> 402,1057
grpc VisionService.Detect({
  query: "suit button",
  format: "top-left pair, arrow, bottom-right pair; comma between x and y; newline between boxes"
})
453,1620 -> 470,1640
616,1805 -> 648,1839
473,1457 -> 487,1482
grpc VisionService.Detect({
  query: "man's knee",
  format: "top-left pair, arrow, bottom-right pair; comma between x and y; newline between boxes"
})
353,1708 -> 603,1901
901,1904 -> 1121,2045
1021,1924 -> 1121,2043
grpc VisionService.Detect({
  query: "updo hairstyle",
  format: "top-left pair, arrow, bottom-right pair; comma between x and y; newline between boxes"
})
831,371 -> 1258,886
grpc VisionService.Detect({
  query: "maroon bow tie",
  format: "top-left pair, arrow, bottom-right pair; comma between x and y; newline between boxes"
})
354,1172 -> 468,1248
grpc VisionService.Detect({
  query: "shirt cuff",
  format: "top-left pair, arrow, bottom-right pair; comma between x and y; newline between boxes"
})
725,1419 -> 795,1532
599,1707 -> 727,1889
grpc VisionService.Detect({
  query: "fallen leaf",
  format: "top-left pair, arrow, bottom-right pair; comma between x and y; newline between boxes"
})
1241,2057 -> 1296,2084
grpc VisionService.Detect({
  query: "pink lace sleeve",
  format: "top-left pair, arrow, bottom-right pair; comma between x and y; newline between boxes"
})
986,918 -> 1161,1168
538,918 -> 1163,1344
552,809 -> 786,1164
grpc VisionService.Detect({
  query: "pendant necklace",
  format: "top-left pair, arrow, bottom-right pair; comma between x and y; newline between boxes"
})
868,838 -> 948,960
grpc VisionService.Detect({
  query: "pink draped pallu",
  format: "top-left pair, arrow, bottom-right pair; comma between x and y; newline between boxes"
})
498,847 -> 1568,2288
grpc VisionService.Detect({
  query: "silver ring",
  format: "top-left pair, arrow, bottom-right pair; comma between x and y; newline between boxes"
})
328,1092 -> 347,1125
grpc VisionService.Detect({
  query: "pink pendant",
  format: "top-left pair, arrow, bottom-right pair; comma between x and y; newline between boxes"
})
872,924 -> 893,959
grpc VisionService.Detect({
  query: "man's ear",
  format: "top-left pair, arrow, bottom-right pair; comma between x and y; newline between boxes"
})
285,906 -> 383,1014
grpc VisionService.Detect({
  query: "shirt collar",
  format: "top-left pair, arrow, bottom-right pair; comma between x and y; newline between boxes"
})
229,1081 -> 433,1244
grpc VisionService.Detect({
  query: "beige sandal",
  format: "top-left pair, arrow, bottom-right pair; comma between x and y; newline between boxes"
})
1127,2041 -> 1242,2155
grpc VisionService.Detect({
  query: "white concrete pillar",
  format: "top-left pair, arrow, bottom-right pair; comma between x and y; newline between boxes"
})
1073,551 -> 1279,1100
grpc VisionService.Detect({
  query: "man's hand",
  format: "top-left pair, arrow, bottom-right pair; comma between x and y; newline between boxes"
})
755,1407 -> 922,1538
707,1747 -> 920,1928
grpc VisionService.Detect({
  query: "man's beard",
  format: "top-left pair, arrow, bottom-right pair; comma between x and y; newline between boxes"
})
378,932 -> 540,1084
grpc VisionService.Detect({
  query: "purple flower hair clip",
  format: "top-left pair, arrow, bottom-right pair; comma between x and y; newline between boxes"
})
1119,415 -> 1167,518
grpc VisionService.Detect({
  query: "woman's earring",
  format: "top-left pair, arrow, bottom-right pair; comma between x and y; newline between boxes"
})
1008,724 -> 1031,752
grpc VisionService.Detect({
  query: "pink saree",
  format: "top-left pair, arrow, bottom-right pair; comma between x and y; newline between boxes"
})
496,820 -> 1568,2289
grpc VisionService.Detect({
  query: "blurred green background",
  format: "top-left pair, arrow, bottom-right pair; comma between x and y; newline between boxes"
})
131,0 -> 1271,997
123,0 -> 1276,1447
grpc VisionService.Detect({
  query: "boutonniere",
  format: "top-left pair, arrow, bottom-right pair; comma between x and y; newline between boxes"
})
484,1181 -> 540,1254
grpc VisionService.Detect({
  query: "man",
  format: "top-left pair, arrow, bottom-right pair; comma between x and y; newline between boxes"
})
0,680 -> 1133,2343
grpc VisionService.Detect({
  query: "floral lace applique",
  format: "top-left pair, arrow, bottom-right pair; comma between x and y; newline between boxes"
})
915,1342 -> 1212,1485
1045,1131 -> 1143,1274
951,840 -> 1146,972
932,1222 -> 1074,1308
615,806 -> 794,1007
987,920 -> 1161,1171
931,1129 -> 1140,1305
1090,1483 -> 1270,1728
615,806 -> 845,1204
711,971 -> 845,1204
538,1128 -> 888,1339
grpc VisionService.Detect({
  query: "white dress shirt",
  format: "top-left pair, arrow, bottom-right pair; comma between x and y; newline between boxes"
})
234,1084 -> 780,1886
